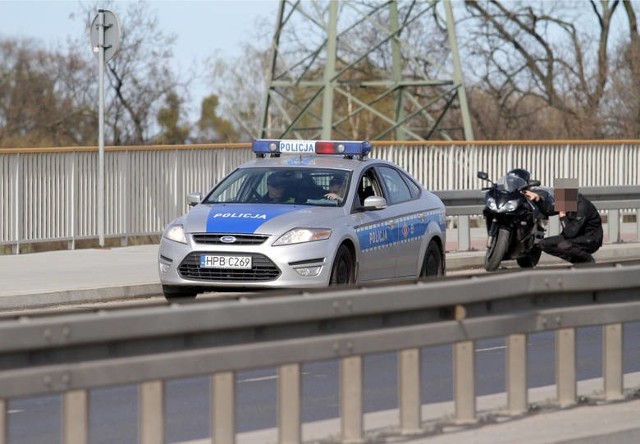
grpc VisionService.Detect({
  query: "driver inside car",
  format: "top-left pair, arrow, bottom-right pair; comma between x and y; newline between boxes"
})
261,172 -> 295,203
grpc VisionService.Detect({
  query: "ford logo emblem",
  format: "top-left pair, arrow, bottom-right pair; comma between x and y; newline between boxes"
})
220,235 -> 237,244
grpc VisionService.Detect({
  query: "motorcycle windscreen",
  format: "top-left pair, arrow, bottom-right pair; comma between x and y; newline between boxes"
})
496,175 -> 527,192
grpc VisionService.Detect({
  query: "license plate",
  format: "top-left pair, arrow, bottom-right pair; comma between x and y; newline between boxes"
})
200,255 -> 252,269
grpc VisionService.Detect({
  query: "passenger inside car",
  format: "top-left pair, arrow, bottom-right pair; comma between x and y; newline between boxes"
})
292,175 -> 326,204
325,176 -> 345,202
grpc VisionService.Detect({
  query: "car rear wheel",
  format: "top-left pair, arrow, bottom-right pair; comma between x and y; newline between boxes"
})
329,244 -> 355,286
163,285 -> 198,301
420,241 -> 444,279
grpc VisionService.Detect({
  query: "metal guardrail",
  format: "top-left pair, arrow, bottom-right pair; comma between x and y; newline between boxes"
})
1,264 -> 640,443
2,141 -> 640,253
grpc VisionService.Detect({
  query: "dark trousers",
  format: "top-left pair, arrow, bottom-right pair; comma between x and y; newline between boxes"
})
538,235 -> 596,264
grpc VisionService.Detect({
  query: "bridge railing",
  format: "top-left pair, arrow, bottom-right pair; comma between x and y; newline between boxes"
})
1,264 -> 640,442
2,141 -> 640,253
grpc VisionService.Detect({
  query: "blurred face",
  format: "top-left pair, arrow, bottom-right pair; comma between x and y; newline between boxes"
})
555,187 -> 578,212
553,178 -> 579,213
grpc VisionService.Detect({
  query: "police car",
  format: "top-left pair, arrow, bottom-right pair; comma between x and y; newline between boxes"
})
158,139 -> 446,298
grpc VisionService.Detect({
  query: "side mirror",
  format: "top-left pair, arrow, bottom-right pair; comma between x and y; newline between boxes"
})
477,171 -> 489,181
187,192 -> 203,207
528,179 -> 541,187
361,195 -> 387,211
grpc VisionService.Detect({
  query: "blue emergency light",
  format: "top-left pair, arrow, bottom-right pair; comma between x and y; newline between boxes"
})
252,139 -> 372,158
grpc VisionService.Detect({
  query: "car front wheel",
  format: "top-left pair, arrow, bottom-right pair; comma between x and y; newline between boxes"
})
329,244 -> 355,286
163,285 -> 198,301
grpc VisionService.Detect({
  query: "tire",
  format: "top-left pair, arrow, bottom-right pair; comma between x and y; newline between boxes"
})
484,227 -> 510,272
163,285 -> 198,301
329,244 -> 355,286
420,241 -> 444,279
517,245 -> 542,268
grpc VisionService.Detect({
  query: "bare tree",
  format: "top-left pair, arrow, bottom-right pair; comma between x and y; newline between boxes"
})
78,1 -> 188,145
0,38 -> 97,148
461,0 -> 622,139
603,2 -> 640,137
205,43 -> 272,141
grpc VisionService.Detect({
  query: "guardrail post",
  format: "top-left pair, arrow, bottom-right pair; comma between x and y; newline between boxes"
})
140,380 -> 164,444
604,323 -> 624,400
67,152 -> 76,251
556,328 -> 576,407
506,334 -> 527,415
608,209 -> 620,243
399,348 -> 421,434
212,372 -> 235,444
120,151 -> 129,247
547,215 -> 560,236
457,215 -> 470,251
0,399 -> 6,444
12,153 -> 22,254
340,355 -> 363,443
63,389 -> 88,444
454,341 -> 476,423
278,363 -> 301,444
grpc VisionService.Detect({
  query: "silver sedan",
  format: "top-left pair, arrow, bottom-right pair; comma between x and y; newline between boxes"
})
158,140 -> 446,299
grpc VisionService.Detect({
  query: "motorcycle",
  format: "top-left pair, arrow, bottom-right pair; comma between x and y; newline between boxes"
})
477,171 -> 550,271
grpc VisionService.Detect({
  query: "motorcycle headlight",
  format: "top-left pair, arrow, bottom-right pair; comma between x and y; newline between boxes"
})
273,228 -> 332,246
499,199 -> 519,212
486,197 -> 498,211
163,223 -> 187,244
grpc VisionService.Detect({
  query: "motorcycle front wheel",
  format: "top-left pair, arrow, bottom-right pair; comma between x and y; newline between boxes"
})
484,227 -> 510,271
517,245 -> 542,268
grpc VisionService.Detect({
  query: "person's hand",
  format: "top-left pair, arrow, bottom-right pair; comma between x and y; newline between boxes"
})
558,211 -> 566,217
522,190 -> 539,201
325,192 -> 342,201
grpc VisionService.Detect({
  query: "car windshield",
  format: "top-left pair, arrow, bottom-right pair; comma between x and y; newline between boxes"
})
203,168 -> 351,206
496,174 -> 526,193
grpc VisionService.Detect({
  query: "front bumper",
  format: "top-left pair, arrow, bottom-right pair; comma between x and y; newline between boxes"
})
158,234 -> 335,289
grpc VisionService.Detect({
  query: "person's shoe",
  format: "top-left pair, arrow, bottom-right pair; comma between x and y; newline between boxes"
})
571,255 -> 596,265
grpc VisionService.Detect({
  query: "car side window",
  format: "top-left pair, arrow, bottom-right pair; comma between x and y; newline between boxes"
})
378,166 -> 413,205
401,173 -> 421,198
356,168 -> 384,206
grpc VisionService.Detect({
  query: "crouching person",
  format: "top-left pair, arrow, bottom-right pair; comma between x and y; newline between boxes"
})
538,178 -> 603,264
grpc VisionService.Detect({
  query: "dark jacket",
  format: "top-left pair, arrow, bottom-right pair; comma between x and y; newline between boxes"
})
532,188 -> 555,218
560,193 -> 603,250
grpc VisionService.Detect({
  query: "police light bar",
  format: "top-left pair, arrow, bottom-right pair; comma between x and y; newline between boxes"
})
252,139 -> 372,157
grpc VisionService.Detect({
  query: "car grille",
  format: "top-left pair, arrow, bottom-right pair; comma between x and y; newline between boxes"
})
192,234 -> 269,245
178,252 -> 280,281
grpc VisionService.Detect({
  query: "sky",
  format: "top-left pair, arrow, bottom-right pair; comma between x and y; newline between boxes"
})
0,0 -> 279,121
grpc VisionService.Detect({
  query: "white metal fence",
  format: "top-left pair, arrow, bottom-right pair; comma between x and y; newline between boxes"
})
2,141 -> 640,252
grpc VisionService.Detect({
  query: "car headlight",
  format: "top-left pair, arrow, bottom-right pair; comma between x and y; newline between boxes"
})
163,223 -> 187,244
273,228 -> 332,246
